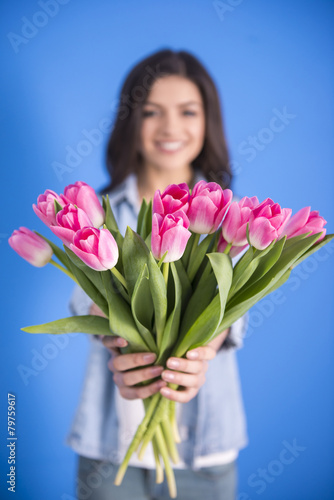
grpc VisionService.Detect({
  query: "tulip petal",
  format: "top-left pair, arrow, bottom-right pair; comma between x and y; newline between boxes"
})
249,218 -> 277,250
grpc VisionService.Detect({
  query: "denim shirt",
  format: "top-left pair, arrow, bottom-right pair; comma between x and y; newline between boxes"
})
66,174 -> 248,467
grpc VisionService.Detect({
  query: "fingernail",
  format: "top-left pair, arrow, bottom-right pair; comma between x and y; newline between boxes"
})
160,387 -> 170,396
151,366 -> 163,376
162,371 -> 175,381
116,338 -> 128,347
167,358 -> 179,369
143,353 -> 157,363
187,350 -> 199,359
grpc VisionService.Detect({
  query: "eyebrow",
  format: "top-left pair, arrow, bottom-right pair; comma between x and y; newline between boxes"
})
144,100 -> 203,108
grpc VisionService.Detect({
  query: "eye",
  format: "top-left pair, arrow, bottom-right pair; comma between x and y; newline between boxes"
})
142,109 -> 157,118
183,110 -> 197,116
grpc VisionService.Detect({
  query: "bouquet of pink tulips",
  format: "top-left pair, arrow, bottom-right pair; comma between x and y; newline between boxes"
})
9,180 -> 332,498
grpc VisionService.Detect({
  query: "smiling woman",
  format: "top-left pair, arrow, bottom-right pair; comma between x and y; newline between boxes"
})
68,49 -> 246,500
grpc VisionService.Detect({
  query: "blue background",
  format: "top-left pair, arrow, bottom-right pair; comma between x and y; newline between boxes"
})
1,1 -> 333,499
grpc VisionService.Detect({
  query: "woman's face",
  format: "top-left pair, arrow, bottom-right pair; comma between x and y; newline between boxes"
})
139,75 -> 205,174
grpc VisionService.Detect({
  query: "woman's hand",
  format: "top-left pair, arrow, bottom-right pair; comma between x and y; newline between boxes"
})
92,299 -> 230,403
101,336 -> 167,400
160,328 -> 230,403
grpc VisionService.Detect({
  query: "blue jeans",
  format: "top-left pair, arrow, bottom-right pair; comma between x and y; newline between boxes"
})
77,455 -> 237,500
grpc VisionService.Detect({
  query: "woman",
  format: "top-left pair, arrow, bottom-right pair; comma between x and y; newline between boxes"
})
68,49 -> 247,500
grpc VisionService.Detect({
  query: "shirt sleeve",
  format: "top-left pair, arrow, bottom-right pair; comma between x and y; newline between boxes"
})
221,314 -> 248,350
69,285 -> 94,316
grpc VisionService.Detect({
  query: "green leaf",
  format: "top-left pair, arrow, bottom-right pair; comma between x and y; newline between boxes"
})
54,199 -> 63,215
187,233 -> 215,282
290,233 -> 334,269
21,315 -> 112,335
148,252 -> 167,348
174,252 -> 233,356
219,269 -> 291,331
36,232 -> 72,270
102,194 -> 120,233
137,198 -> 148,236
64,246 -> 107,300
179,269 -> 216,339
229,241 -> 277,297
174,259 -> 192,314
101,270 -> 149,352
226,232 -> 321,310
143,200 -> 153,240
63,253 -> 109,316
122,227 -> 150,297
156,262 -> 182,365
131,264 -> 157,354
232,237 -> 286,299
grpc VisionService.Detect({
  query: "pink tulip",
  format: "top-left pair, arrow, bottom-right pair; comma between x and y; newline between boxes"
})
70,227 -> 118,271
153,183 -> 190,217
33,189 -> 69,227
217,234 -> 248,258
50,204 -> 93,247
248,198 -> 292,250
222,196 -> 259,247
282,207 -> 326,242
9,227 -> 53,267
63,181 -> 105,228
187,181 -> 232,234
151,212 -> 191,263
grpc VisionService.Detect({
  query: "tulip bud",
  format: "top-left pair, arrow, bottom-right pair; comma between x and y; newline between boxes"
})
33,189 -> 69,227
70,227 -> 118,271
187,181 -> 232,234
9,227 -> 53,267
151,212 -> 191,263
63,181 -> 105,228
281,206 -> 327,242
222,196 -> 259,247
50,204 -> 93,247
248,198 -> 291,250
153,183 -> 190,217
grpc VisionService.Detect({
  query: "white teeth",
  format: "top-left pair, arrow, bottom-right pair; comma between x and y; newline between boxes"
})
158,141 -> 183,151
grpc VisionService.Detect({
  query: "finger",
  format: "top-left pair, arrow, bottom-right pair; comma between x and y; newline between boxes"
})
111,352 -> 157,372
114,365 -> 164,387
160,386 -> 198,404
102,336 -> 128,350
186,345 -> 216,361
119,379 -> 167,400
166,357 -> 208,375
161,369 -> 205,389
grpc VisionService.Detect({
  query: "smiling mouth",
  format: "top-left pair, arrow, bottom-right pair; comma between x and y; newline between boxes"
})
156,141 -> 184,153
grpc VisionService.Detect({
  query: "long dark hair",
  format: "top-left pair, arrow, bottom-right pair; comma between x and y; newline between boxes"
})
102,49 -> 232,193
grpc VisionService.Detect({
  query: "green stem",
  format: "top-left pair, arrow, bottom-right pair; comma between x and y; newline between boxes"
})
187,232 -> 200,271
223,242 -> 233,255
152,435 -> 164,484
110,266 -> 128,292
114,393 -> 160,486
163,262 -> 169,287
161,415 -> 180,464
154,425 -> 177,498
138,395 -> 168,460
50,259 -> 79,284
169,400 -> 181,443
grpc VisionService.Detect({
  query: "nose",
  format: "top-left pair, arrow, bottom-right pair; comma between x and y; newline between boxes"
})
160,110 -> 182,136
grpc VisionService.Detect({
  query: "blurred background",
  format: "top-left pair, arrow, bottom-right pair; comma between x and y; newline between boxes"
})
1,1 -> 333,499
